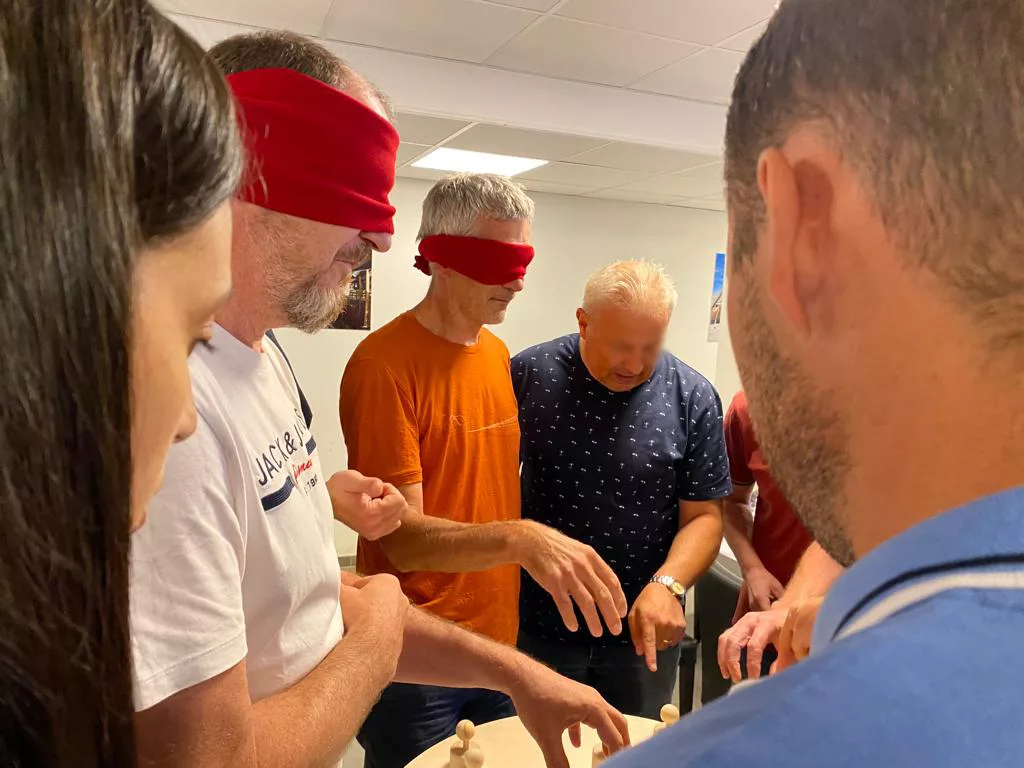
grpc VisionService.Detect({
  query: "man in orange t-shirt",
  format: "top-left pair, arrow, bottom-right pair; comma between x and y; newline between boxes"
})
340,173 -> 626,768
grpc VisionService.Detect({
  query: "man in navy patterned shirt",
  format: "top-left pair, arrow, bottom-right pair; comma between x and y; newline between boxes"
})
512,260 -> 730,718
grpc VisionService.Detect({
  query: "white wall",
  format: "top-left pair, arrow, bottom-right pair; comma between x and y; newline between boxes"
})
275,178 -> 728,556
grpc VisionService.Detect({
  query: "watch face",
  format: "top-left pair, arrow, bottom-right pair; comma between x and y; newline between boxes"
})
669,582 -> 685,597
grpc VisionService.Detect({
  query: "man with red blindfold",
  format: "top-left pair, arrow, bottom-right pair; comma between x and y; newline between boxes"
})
129,32 -> 628,768
340,173 -> 628,768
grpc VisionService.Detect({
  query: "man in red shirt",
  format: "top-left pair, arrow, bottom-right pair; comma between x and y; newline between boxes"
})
718,391 -> 842,682
722,391 -> 812,616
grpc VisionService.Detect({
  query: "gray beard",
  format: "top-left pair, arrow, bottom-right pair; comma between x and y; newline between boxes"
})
282,273 -> 352,334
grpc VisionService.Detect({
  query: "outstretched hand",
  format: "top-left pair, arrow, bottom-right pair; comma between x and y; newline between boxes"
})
518,521 -> 628,637
511,658 -> 631,768
717,606 -> 786,682
628,583 -> 686,672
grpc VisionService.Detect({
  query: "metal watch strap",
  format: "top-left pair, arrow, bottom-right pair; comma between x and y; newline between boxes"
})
651,574 -> 686,604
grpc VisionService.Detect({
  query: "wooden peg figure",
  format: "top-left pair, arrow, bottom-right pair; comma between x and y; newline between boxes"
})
653,703 -> 681,735
448,720 -> 477,768
456,720 -> 476,750
660,704 -> 680,727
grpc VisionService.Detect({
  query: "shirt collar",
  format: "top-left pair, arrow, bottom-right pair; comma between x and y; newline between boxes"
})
813,485 -> 1024,650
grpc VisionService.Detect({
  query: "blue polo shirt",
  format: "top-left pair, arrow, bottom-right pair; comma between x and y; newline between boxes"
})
607,486 -> 1024,767
511,334 -> 731,645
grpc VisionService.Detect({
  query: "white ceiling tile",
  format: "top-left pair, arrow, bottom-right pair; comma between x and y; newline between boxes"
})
158,0 -> 333,34
395,113 -> 472,146
679,161 -> 725,181
321,0 -> 537,63
585,189 -> 684,206
489,0 -> 560,9
630,47 -> 745,103
567,142 -> 716,173
397,142 -> 431,167
618,162 -> 724,197
674,197 -> 727,211
485,17 -> 699,87
519,162 -> 649,188
718,20 -> 769,52
445,125 -> 608,160
556,0 -> 778,45
164,12 -> 255,48
520,180 -> 596,196
397,166 -> 449,183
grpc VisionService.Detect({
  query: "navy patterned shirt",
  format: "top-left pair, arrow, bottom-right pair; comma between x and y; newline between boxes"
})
512,334 -> 732,646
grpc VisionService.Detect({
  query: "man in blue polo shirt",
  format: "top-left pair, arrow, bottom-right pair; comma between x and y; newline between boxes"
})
512,260 -> 729,718
609,1 -> 1024,766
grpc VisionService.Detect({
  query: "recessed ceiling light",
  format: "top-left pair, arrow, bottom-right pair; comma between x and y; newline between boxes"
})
412,147 -> 547,177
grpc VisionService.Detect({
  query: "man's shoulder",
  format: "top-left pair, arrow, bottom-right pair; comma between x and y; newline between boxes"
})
512,334 -> 578,369
608,646 -> 891,767
479,326 -> 510,356
659,351 -> 714,393
611,596 -> 1020,767
347,313 -> 416,369
355,312 -> 416,350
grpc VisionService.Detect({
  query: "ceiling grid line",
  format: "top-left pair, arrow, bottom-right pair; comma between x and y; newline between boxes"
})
475,0 -> 576,68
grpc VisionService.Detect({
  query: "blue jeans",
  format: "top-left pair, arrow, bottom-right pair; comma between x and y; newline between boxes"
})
517,631 -> 681,719
357,683 -> 515,768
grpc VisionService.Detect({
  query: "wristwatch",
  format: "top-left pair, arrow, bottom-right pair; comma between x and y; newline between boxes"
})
651,574 -> 687,605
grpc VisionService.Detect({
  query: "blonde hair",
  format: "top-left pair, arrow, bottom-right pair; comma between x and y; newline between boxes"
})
417,173 -> 535,240
581,260 -> 678,319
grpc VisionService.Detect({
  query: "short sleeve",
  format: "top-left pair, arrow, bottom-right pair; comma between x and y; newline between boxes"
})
724,395 -> 756,486
340,357 -> 422,487
510,351 -> 530,404
678,381 -> 733,501
130,417 -> 247,711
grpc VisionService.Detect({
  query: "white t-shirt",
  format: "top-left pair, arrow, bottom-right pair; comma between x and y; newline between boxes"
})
130,323 -> 343,711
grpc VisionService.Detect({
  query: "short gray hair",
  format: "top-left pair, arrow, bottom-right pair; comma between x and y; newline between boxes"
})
582,260 -> 677,319
210,30 -> 393,119
417,173 -> 535,240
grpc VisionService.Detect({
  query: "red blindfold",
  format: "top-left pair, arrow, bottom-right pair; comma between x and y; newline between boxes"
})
416,235 -> 535,285
227,68 -> 399,234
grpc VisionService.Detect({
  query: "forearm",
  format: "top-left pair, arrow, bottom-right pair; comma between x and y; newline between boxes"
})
249,628 -> 394,767
381,514 -> 528,574
775,542 -> 843,608
656,503 -> 724,587
393,605 -> 524,692
722,496 -> 764,575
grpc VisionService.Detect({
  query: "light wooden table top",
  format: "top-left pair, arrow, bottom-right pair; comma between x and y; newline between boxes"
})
405,714 -> 660,768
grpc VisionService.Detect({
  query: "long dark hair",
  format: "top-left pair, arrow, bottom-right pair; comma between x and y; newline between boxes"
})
0,1 -> 242,765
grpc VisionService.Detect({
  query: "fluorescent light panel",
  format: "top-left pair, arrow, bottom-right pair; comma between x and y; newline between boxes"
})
412,147 -> 547,177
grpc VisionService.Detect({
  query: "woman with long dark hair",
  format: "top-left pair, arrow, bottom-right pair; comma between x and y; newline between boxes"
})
0,1 -> 243,764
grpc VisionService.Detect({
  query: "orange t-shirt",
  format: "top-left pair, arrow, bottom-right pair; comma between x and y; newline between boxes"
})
339,312 -> 521,644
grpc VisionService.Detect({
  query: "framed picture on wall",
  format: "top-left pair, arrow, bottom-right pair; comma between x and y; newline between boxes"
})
708,251 -> 725,342
331,257 -> 372,331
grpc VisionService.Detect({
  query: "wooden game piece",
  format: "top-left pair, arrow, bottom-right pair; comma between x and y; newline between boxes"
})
660,704 -> 680,726
449,720 -> 477,768
653,703 -> 681,735
457,720 -> 476,749
591,743 -> 607,766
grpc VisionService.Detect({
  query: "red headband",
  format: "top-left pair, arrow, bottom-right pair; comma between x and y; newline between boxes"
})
416,235 -> 535,285
227,68 -> 399,234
